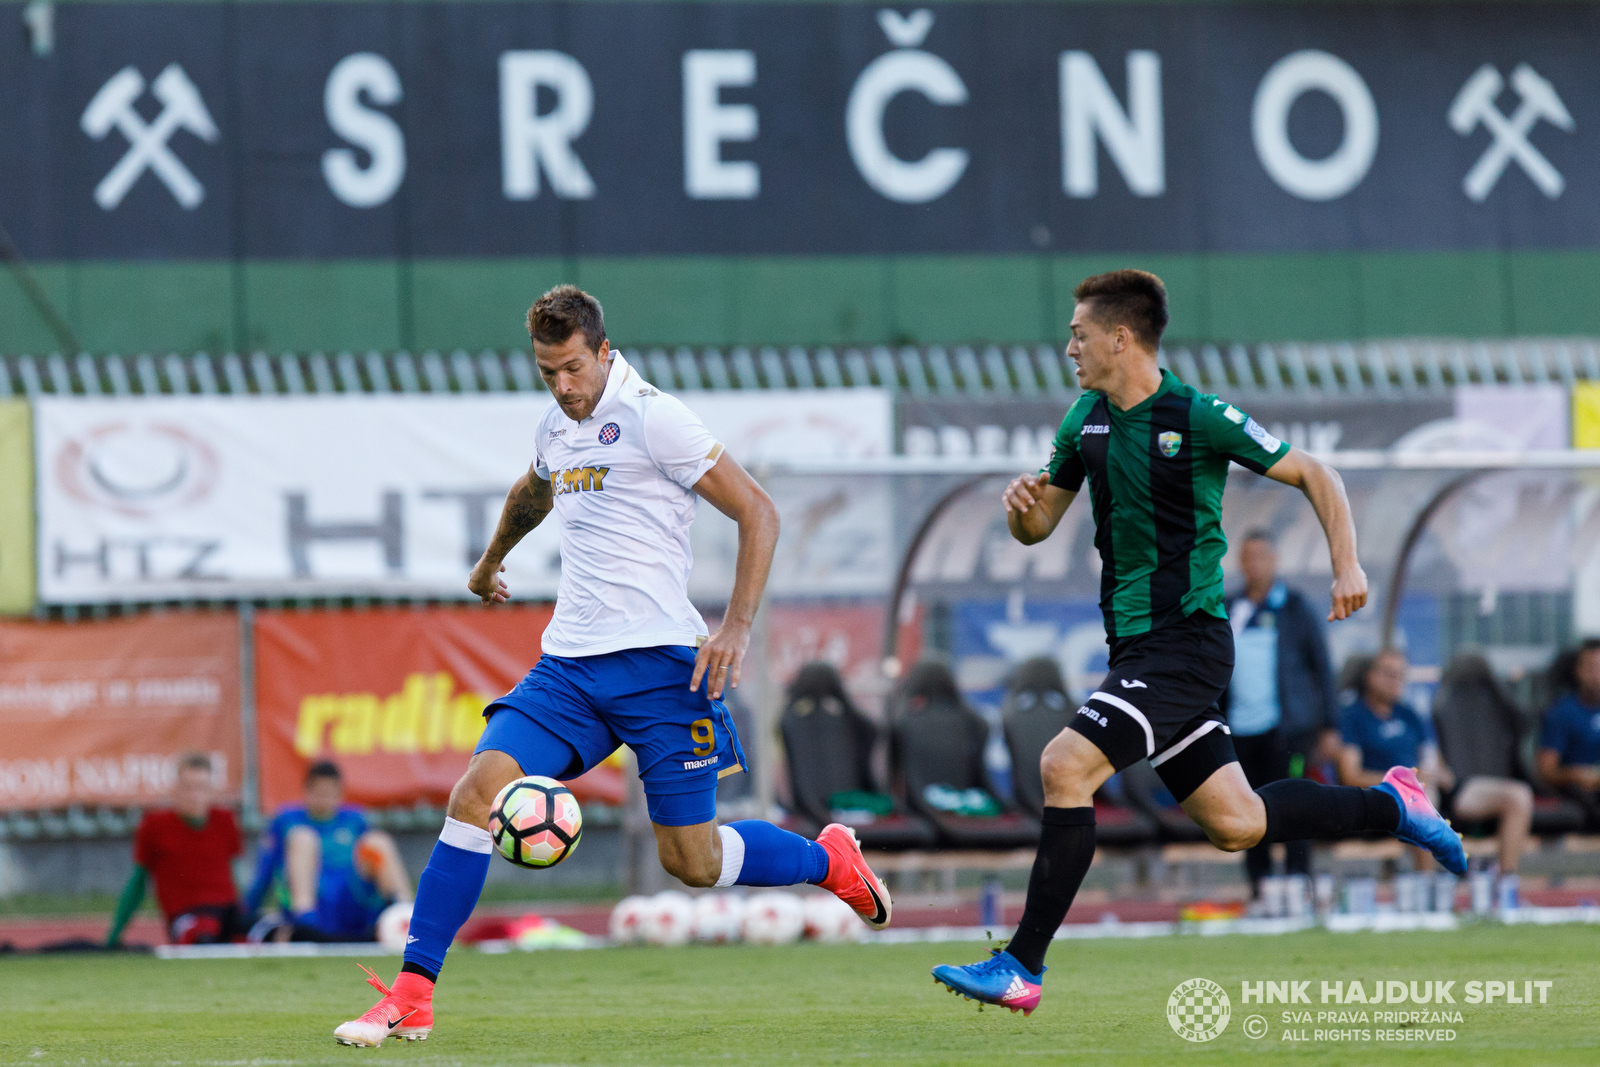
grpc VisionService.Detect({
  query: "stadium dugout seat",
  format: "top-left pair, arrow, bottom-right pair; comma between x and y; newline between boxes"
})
999,656 -> 1156,845
1118,759 -> 1210,844
1434,652 -> 1586,837
779,663 -> 936,849
890,661 -> 1040,849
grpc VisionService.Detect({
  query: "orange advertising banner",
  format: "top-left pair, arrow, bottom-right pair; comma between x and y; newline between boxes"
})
0,613 -> 242,808
255,606 -> 626,812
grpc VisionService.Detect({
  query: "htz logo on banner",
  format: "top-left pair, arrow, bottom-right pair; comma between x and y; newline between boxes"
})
80,63 -> 219,210
1449,63 -> 1574,202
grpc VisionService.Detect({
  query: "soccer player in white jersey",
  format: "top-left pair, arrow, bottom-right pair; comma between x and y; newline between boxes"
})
334,285 -> 891,1046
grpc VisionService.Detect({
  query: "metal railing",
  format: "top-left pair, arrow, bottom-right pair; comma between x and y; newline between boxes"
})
5,339 -> 1599,399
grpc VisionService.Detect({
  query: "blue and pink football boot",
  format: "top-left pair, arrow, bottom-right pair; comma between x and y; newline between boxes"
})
1377,765 -> 1468,876
932,949 -> 1045,1016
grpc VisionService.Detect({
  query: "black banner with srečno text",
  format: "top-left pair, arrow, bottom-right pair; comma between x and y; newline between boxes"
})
5,1 -> 1600,259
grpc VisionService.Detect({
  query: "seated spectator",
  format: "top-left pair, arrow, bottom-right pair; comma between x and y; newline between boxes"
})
1338,650 -> 1454,870
245,761 -> 411,942
1432,651 -> 1534,894
1537,637 -> 1600,818
106,752 -> 244,946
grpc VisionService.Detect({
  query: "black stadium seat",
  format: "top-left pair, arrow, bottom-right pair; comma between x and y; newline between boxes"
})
1092,798 -> 1160,847
1001,657 -> 1074,818
1001,657 -> 1156,845
1434,651 -> 1587,836
779,662 -> 937,850
891,661 -> 1039,849
1118,759 -> 1209,843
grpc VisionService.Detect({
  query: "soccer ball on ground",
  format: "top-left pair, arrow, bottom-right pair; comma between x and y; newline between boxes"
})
741,891 -> 805,945
802,892 -> 862,943
641,891 -> 695,946
489,776 -> 582,869
691,892 -> 746,943
375,901 -> 414,952
609,895 -> 652,943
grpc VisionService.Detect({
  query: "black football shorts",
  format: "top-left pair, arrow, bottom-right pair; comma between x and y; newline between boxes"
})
1067,611 -> 1239,802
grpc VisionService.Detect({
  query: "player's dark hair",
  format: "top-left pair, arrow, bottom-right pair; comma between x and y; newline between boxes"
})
177,751 -> 211,774
1073,269 -> 1168,347
305,760 -> 342,785
527,284 -> 606,353
1242,528 -> 1276,546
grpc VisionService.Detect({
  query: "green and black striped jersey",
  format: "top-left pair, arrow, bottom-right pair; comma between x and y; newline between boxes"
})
1046,370 -> 1290,641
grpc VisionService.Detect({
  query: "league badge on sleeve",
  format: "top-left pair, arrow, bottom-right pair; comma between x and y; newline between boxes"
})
1243,418 -> 1282,452
599,422 -> 621,445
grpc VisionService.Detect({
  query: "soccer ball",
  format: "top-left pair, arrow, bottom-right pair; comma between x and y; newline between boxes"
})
741,891 -> 805,945
609,895 -> 652,943
376,901 -> 414,952
691,892 -> 746,943
641,891 -> 695,947
489,776 -> 582,869
802,893 -> 862,943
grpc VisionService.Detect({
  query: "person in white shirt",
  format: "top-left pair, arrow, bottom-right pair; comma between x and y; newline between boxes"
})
335,285 -> 891,1047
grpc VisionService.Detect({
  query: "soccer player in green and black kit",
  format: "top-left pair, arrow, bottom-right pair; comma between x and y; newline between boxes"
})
931,270 -> 1467,1015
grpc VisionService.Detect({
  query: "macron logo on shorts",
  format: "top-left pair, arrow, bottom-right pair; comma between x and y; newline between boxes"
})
683,757 -> 716,770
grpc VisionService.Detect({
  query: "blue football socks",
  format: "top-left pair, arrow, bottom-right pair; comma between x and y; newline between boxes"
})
401,818 -> 492,979
717,819 -> 829,887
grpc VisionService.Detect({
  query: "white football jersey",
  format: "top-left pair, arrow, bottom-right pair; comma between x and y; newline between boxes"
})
533,354 -> 724,657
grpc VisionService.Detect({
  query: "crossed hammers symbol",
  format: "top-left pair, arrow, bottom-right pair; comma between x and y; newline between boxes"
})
1449,63 -> 1574,202
80,64 -> 220,210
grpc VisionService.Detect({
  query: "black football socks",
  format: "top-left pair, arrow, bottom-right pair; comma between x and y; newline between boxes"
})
1004,786 -> 1396,975
1004,806 -> 1095,975
1258,778 -> 1400,842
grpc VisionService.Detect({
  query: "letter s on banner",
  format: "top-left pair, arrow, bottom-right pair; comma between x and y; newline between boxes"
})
846,50 -> 969,203
500,51 -> 597,200
322,53 -> 406,208
1252,50 -> 1378,201
683,50 -> 759,200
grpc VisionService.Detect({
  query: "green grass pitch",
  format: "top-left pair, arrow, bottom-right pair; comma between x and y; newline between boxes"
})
3,926 -> 1596,1066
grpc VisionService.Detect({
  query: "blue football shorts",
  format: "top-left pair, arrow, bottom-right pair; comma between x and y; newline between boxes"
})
475,645 -> 746,827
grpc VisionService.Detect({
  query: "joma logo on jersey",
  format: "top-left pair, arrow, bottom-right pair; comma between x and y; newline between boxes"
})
552,466 -> 610,495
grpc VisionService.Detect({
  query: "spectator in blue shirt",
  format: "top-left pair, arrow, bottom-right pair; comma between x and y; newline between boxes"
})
1338,649 -> 1453,870
1537,638 -> 1600,810
1222,530 -> 1340,898
245,761 -> 412,941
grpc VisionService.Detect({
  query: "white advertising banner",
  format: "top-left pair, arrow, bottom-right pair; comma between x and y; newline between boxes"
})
34,388 -> 891,604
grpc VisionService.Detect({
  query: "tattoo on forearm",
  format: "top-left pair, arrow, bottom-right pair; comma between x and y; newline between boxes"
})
504,493 -> 544,536
487,483 -> 551,557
